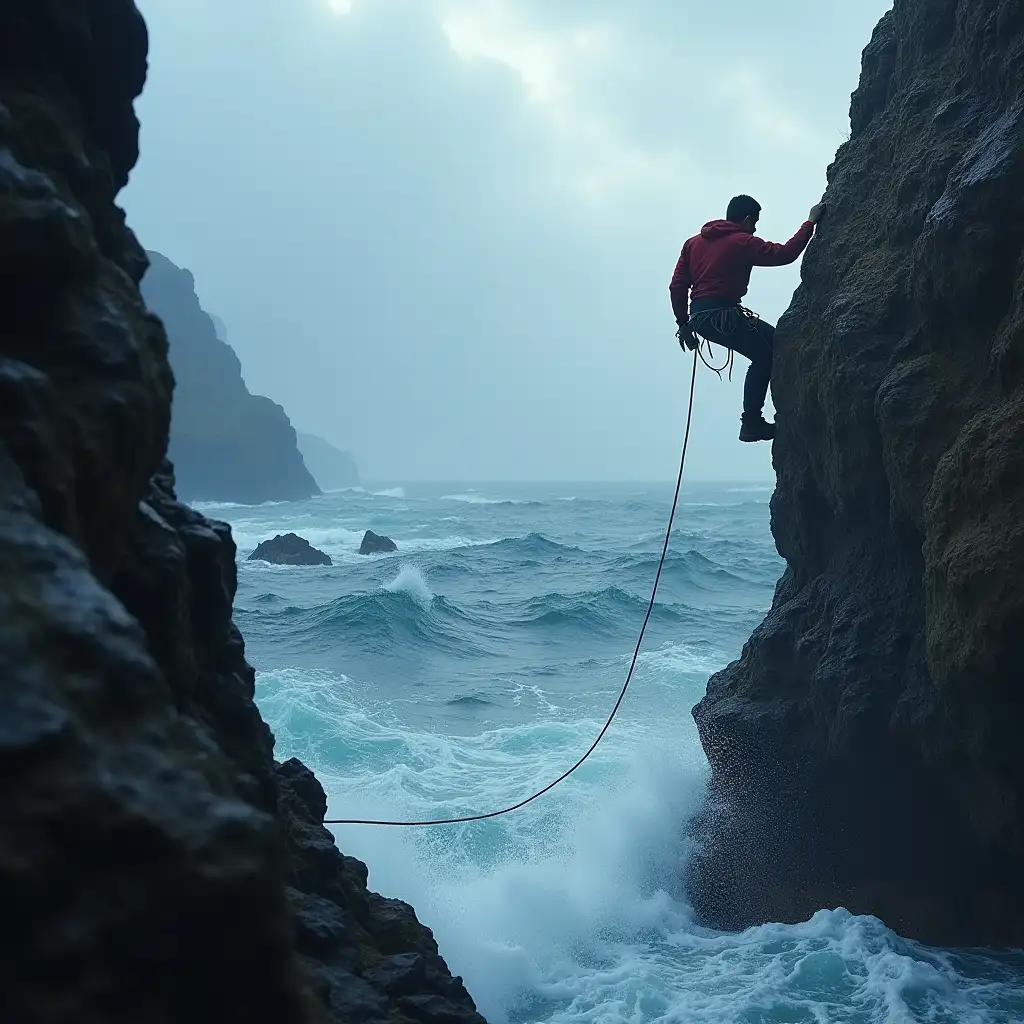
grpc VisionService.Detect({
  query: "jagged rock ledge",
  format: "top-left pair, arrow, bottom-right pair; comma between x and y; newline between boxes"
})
0,2 -> 484,1021
687,0 -> 1024,947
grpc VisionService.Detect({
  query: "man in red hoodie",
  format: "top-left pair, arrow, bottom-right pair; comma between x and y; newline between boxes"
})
669,195 -> 826,442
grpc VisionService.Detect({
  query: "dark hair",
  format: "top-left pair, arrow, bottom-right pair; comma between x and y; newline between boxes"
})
727,195 -> 761,224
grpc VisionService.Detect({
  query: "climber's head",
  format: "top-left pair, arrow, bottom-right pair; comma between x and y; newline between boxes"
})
727,194 -> 761,234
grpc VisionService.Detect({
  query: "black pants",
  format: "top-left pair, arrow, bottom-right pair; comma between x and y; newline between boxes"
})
689,304 -> 775,419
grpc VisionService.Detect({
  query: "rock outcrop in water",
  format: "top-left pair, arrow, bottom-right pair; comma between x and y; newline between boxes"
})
141,251 -> 321,505
0,2 -> 483,1021
689,0 -> 1024,947
250,533 -> 332,566
360,531 -> 398,555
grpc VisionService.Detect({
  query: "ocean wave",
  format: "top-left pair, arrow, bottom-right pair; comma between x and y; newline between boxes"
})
607,548 -> 751,589
501,586 -> 685,631
636,640 -> 723,677
480,533 -> 582,559
445,694 -> 496,708
190,500 -> 249,512
441,493 -> 545,507
418,535 -> 586,578
322,485 -> 407,498
238,585 -> 496,660
195,498 -> 300,511
239,578 -> 695,662
441,493 -> 504,505
383,565 -> 433,609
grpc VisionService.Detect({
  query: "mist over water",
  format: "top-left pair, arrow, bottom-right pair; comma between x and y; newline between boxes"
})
206,482 -> 1024,1023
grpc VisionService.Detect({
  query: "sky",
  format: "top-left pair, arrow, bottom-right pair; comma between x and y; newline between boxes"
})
125,0 -> 892,482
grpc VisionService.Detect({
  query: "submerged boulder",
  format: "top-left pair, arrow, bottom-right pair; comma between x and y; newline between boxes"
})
359,530 -> 397,555
248,533 -> 331,566
688,0 -> 1024,947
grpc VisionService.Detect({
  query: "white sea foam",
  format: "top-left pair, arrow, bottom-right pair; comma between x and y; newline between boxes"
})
441,494 -> 513,505
383,565 -> 434,609
440,493 -> 546,506
253,661 -> 1024,1024
636,640 -> 723,677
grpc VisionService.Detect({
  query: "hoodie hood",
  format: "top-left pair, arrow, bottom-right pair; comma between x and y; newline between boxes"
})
701,219 -> 749,239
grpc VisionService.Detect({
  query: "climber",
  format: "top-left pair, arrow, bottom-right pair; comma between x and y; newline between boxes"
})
669,195 -> 826,442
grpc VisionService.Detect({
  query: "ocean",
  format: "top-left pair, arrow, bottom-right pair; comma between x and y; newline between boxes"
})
200,482 -> 1024,1024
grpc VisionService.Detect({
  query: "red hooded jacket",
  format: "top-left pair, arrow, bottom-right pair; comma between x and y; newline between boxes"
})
669,219 -> 815,323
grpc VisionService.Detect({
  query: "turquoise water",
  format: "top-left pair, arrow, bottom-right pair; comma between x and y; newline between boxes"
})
202,482 -> 1024,1023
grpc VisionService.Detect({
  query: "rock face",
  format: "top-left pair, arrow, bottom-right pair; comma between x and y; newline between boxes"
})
360,531 -> 398,555
250,533 -> 332,567
689,0 -> 1024,947
141,251 -> 321,505
297,432 -> 360,491
0,3 -> 484,1022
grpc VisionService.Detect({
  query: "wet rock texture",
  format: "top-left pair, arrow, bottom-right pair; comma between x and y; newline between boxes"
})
249,533 -> 333,566
0,2 -> 483,1021
689,0 -> 1024,947
360,530 -> 398,555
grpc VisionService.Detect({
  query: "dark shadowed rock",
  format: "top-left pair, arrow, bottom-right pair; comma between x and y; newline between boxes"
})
249,534 -> 332,567
688,0 -> 1024,948
141,252 -> 320,506
0,3 -> 485,1022
359,531 -> 397,555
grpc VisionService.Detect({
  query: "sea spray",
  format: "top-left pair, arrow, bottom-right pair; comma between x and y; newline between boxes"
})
384,565 -> 434,609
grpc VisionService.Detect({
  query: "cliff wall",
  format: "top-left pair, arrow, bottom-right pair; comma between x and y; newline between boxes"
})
0,3 -> 483,1020
690,0 -> 1024,947
141,252 -> 320,505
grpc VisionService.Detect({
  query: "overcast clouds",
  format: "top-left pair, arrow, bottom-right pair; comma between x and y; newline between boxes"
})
125,0 -> 892,482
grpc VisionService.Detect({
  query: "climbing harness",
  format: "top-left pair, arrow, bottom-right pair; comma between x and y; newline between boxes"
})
323,348 -> 701,827
681,304 -> 766,383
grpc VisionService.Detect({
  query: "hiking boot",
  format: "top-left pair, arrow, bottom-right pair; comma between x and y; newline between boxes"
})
739,415 -> 776,443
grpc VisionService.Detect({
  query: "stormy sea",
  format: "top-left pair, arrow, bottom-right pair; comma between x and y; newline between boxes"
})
199,482 -> 1024,1024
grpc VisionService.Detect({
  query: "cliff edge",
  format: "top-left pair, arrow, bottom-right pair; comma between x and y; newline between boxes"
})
0,2 -> 483,1021
689,0 -> 1024,947
141,252 -> 321,505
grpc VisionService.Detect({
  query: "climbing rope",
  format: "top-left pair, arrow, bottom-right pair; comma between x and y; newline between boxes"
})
686,305 -> 765,383
324,349 -> 700,827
